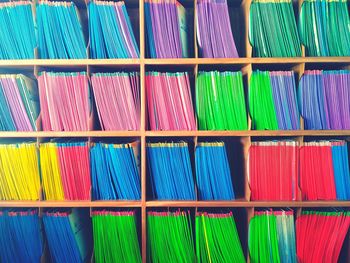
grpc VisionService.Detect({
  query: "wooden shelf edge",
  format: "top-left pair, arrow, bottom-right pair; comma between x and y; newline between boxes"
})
0,131 -> 142,138
0,201 -> 142,207
146,201 -> 350,207
0,57 -> 349,67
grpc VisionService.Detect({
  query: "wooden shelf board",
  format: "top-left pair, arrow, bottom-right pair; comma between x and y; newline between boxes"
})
0,201 -> 142,207
145,130 -> 350,137
0,57 -> 349,67
146,200 -> 350,207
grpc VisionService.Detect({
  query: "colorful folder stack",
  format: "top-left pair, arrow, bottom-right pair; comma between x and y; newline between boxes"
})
147,210 -> 196,262
37,1 -> 86,59
249,70 -> 300,130
249,0 -> 302,57
195,142 -> 235,200
296,211 -> 350,262
146,72 -> 196,130
299,0 -> 350,56
249,210 -> 297,263
0,2 -> 36,59
196,71 -> 247,130
0,209 -> 43,263
298,70 -> 350,130
90,142 -> 141,200
0,143 -> 40,200
38,72 -> 90,131
248,141 -> 299,201
300,140 -> 350,201
145,0 -> 188,58
40,142 -> 91,201
0,74 -> 39,131
196,0 -> 239,58
88,1 -> 139,59
196,212 -> 245,263
92,211 -> 142,263
43,209 -> 92,263
147,142 -> 195,200
91,72 -> 140,130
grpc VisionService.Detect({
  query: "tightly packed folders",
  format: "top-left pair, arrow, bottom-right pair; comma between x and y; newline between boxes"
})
147,211 -> 196,263
91,72 -> 140,130
296,211 -> 350,263
196,0 -> 239,58
248,141 -> 299,201
147,142 -> 195,200
249,210 -> 297,263
38,72 -> 90,131
37,1 -> 86,59
145,0 -> 188,58
0,74 -> 39,131
298,70 -> 350,130
299,0 -> 350,56
300,140 -> 350,200
43,209 -> 93,263
0,143 -> 40,200
196,71 -> 247,130
0,209 -> 43,263
88,1 -> 139,59
196,212 -> 245,263
146,72 -> 196,130
0,2 -> 35,59
249,0 -> 301,57
40,142 -> 91,200
90,142 -> 141,200
195,142 -> 235,200
92,211 -> 142,263
249,71 -> 300,130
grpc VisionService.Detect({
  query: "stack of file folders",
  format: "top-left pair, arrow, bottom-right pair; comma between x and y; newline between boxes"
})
296,211 -> 350,263
40,142 -> 91,201
147,142 -> 195,200
0,74 -> 39,131
196,71 -> 247,130
38,72 -> 90,131
249,0 -> 302,57
248,141 -> 299,201
91,72 -> 140,130
88,1 -> 139,58
147,210 -> 196,262
298,70 -> 350,130
196,0 -> 239,58
90,142 -> 141,200
0,143 -> 40,200
37,1 -> 86,59
145,0 -> 188,58
146,72 -> 196,130
249,70 -> 300,130
249,210 -> 297,263
196,211 -> 245,263
299,0 -> 350,56
43,209 -> 92,263
0,209 -> 43,263
92,211 -> 141,263
0,2 -> 35,59
300,140 -> 350,200
195,142 -> 235,200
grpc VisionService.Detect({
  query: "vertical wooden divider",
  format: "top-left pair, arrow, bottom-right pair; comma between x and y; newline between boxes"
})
246,207 -> 254,263
242,0 -> 252,58
297,0 -> 305,57
139,1 -> 147,262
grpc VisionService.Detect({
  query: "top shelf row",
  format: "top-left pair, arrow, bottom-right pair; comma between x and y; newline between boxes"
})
0,0 -> 349,60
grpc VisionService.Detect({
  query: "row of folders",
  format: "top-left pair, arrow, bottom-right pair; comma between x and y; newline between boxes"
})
1,69 -> 350,131
1,208 -> 350,263
1,139 -> 350,201
0,0 -> 349,59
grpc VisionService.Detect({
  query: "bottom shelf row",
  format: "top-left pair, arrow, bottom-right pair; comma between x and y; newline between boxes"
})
2,207 -> 349,263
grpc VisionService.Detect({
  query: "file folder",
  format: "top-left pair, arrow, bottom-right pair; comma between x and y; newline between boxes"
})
92,210 -> 141,263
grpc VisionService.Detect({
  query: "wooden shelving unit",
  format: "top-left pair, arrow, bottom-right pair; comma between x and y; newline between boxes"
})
2,0 -> 350,261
